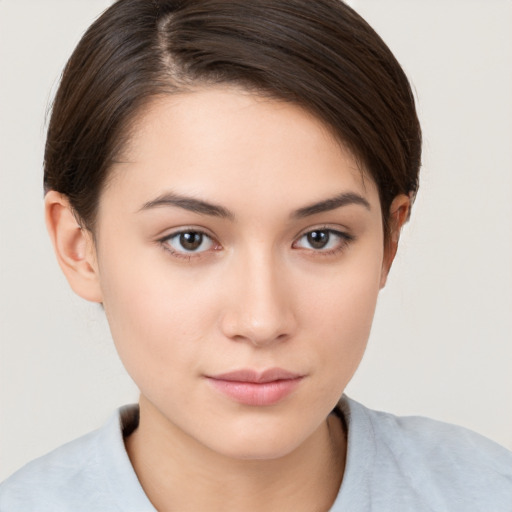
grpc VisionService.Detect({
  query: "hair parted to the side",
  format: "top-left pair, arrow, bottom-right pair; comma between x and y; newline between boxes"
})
44,0 -> 421,239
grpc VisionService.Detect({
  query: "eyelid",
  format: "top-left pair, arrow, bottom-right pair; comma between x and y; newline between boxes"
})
292,226 -> 354,254
293,224 -> 352,241
158,227 -> 221,259
156,224 -> 353,261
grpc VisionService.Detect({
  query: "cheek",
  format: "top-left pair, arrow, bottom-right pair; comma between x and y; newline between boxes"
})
97,249 -> 221,387
96,222 -> 384,405
303,249 -> 383,384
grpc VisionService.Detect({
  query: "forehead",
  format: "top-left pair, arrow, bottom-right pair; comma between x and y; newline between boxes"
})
105,87 -> 380,217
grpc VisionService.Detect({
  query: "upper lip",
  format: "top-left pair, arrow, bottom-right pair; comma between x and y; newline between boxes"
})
208,368 -> 303,383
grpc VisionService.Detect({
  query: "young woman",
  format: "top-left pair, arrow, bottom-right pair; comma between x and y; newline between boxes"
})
1,1 -> 511,510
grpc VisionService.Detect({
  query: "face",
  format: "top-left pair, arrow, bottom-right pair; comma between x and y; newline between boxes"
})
90,88 -> 390,460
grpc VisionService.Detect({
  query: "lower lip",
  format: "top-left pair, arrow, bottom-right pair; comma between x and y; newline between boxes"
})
206,377 -> 303,406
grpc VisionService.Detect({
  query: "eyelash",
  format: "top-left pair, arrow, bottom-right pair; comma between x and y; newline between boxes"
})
292,227 -> 354,256
158,227 -> 354,260
158,228 -> 220,260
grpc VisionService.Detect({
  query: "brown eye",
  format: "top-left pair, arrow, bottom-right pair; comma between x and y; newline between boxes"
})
163,230 -> 216,254
180,232 -> 203,251
293,228 -> 352,253
306,230 -> 330,249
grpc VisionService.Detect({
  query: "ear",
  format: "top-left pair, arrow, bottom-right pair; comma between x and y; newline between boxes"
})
380,194 -> 411,289
45,191 -> 103,302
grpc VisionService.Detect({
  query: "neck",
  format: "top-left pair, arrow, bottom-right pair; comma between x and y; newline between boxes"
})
125,396 -> 346,512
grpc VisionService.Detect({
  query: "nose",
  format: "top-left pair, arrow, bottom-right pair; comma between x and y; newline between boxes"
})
219,250 -> 297,347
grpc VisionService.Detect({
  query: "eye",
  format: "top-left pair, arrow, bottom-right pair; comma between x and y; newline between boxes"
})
293,228 -> 352,253
162,230 -> 217,255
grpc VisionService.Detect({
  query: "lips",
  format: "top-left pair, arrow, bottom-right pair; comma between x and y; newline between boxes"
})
206,368 -> 304,406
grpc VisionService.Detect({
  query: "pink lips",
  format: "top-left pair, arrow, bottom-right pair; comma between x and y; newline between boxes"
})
206,369 -> 304,406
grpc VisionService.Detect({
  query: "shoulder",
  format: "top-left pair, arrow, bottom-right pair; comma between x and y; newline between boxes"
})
338,396 -> 512,511
0,425 -> 108,511
360,399 -> 512,476
0,405 -> 152,512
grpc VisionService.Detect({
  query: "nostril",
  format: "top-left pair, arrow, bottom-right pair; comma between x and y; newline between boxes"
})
219,310 -> 296,347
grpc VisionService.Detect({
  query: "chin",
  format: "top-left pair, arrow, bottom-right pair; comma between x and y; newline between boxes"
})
210,434 -> 304,461
194,414 -> 321,462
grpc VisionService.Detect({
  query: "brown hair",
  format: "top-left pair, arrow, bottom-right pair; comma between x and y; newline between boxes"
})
44,0 -> 421,239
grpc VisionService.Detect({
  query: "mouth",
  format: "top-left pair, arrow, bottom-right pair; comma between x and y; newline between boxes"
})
205,368 -> 304,406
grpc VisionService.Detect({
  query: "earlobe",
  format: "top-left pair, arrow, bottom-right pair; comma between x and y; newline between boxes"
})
45,191 -> 103,303
379,194 -> 411,289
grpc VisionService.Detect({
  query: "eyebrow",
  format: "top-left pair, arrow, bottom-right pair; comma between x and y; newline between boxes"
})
139,191 -> 370,220
292,192 -> 371,219
139,192 -> 234,220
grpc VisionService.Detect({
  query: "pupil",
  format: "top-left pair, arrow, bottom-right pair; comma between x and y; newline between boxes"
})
307,230 -> 329,249
180,232 -> 202,251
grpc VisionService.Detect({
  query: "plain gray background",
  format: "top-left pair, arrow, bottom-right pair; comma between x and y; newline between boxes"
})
1,0 -> 511,480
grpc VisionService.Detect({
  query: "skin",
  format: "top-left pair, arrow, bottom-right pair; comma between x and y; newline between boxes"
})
45,87 -> 409,512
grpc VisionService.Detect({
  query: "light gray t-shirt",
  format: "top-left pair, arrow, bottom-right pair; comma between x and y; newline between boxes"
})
1,396 -> 511,511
